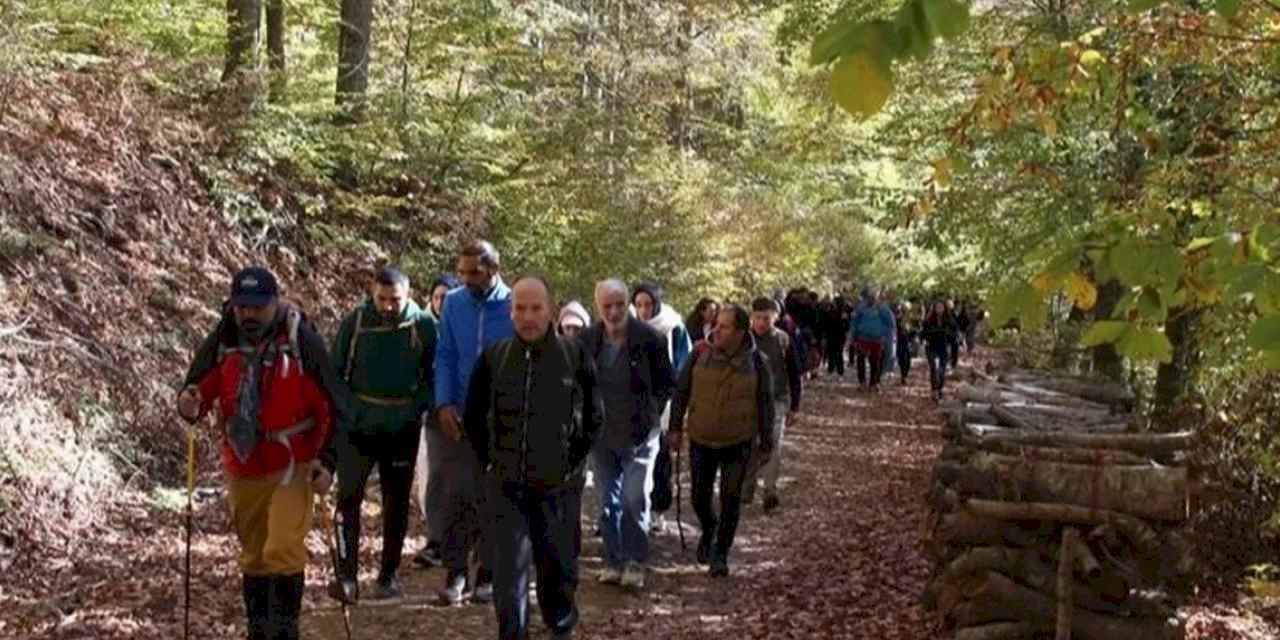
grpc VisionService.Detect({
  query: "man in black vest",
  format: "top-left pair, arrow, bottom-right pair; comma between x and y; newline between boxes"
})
463,275 -> 604,640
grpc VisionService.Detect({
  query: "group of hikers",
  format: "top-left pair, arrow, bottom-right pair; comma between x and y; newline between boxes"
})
175,238 -> 981,640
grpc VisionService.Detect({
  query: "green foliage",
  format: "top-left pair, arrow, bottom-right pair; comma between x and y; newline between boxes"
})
809,0 -> 970,118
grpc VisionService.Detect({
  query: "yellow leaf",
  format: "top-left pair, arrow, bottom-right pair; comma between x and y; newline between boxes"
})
1066,272 -> 1098,310
1039,114 -> 1058,138
914,198 -> 934,217
933,157 -> 953,187
1032,272 -> 1060,294
1080,49 -> 1105,66
830,52 -> 894,120
1248,578 -> 1280,599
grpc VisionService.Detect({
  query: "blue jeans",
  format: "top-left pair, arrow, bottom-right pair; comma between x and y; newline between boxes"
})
927,346 -> 949,392
592,429 -> 660,567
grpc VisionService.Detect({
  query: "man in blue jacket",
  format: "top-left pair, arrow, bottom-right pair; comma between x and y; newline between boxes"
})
433,240 -> 515,605
850,286 -> 895,392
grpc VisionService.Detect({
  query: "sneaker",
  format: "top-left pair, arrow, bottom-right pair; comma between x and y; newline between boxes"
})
437,572 -> 467,606
709,556 -> 730,578
762,494 -> 780,513
696,531 -> 714,565
650,512 -> 666,534
411,542 -> 443,569
327,577 -> 358,605
597,565 -> 623,585
471,578 -> 495,604
368,575 -> 404,602
620,563 -> 646,590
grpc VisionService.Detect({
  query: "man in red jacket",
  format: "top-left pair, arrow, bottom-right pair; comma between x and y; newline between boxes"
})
177,267 -> 349,640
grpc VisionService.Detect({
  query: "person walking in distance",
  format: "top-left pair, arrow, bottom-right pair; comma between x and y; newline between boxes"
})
433,240 -> 515,605
329,267 -> 437,603
850,286 -> 895,392
921,300 -> 957,401
742,297 -> 802,513
464,275 -> 605,640
669,304 -> 775,577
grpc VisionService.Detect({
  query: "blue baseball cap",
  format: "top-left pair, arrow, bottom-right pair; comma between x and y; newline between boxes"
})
230,266 -> 279,307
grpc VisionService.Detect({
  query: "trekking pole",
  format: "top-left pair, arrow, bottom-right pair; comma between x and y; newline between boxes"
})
184,426 -> 195,640
320,500 -> 354,640
674,439 -> 687,552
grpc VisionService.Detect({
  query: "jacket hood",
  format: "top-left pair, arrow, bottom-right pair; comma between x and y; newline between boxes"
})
632,282 -> 665,316
363,297 -> 425,323
558,300 -> 591,328
646,303 -> 684,339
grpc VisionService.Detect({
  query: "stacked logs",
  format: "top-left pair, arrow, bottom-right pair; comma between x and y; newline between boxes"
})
924,369 -> 1195,640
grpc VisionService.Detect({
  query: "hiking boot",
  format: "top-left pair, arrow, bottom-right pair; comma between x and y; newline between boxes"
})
696,530 -> 714,565
468,578 -> 491,601
597,565 -> 623,585
620,563 -> 646,590
762,493 -> 780,514
327,576 -> 358,605
411,541 -> 442,569
437,571 -> 467,606
650,511 -> 666,534
368,574 -> 404,602
709,556 -> 730,578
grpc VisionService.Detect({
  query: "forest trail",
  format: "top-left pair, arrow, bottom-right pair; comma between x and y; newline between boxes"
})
300,357 -> 950,640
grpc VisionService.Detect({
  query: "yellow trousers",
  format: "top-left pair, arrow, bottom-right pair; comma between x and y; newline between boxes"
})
226,470 -> 314,575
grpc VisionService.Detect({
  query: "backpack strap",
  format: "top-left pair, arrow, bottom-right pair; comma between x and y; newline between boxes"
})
344,308 -> 364,383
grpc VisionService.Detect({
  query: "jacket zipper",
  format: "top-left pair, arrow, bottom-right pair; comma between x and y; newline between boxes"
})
520,345 -> 533,484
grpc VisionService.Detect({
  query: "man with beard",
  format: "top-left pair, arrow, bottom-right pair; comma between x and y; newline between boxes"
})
433,240 -> 515,605
329,267 -> 438,603
464,275 -> 604,640
178,266 -> 348,640
581,280 -> 675,590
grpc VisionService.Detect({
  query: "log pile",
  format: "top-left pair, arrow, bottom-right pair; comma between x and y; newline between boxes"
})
924,369 -> 1194,640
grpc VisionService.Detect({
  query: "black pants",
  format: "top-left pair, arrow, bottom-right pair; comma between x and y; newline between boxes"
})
489,478 -> 582,640
897,338 -> 913,380
336,425 -> 419,581
853,339 -> 885,388
650,434 -> 674,513
825,334 -> 846,375
949,334 -> 961,368
689,441 -> 753,562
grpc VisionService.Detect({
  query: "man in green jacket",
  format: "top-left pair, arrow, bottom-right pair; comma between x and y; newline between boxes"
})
330,267 -> 437,602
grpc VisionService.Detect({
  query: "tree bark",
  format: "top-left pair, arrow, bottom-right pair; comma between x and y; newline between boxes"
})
937,454 -> 1189,522
223,0 -> 261,83
961,572 -> 1183,640
934,511 -> 1048,549
1153,307 -> 1204,425
960,424 -> 1194,456
955,623 -> 1037,640
962,499 -> 1163,556
265,0 -> 285,100
1058,528 -> 1078,640
952,440 -> 1156,466
336,0 -> 373,121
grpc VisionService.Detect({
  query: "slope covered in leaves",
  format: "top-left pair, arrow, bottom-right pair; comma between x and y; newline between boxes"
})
0,57 -> 476,595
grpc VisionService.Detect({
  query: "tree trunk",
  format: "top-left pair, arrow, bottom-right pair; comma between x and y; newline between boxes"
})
960,572 -> 1183,640
265,0 -> 285,100
223,0 -> 261,83
934,511 -> 1048,549
937,456 -> 1189,521
962,499 -> 1162,556
336,0 -> 374,121
960,424 -> 1195,456
949,441 -> 1156,466
1058,528 -> 1078,640
1153,307 -> 1204,425
955,623 -> 1037,640
1091,281 -> 1126,382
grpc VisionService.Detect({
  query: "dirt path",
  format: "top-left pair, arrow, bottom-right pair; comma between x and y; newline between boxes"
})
303,359 -> 947,640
